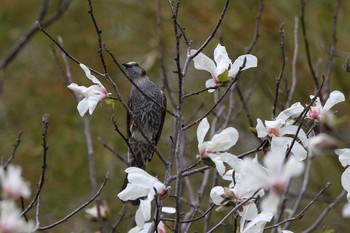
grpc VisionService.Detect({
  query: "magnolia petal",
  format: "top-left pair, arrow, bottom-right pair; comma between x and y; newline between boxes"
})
77,99 -> 90,117
135,199 -> 151,228
236,159 -> 269,194
341,167 -> 350,193
213,44 -> 231,75
161,207 -> 176,214
126,168 -> 156,187
342,203 -> 350,218
197,118 -> 210,144
208,153 -> 226,176
282,137 -> 307,161
190,49 -> 218,77
79,63 -> 105,88
67,83 -> 87,96
323,90 -> 345,113
219,152 -> 240,170
205,79 -> 217,93
229,54 -> 258,77
256,118 -> 268,138
128,223 -> 152,233
0,165 -> 31,199
87,99 -> 99,115
241,212 -> 273,233
210,186 -> 225,205
263,140 -> 285,175
277,102 -> 304,122
279,125 -> 308,146
265,119 -> 284,129
117,183 -> 149,201
283,155 -> 305,178
335,148 -> 350,167
207,127 -> 239,151
261,193 -> 280,216
238,202 -> 258,220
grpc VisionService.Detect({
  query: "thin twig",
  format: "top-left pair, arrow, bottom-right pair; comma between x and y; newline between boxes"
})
157,0 -> 176,109
109,204 -> 128,233
97,136 -> 128,165
272,23 -> 286,119
207,189 -> 262,233
181,204 -> 215,224
182,170 -> 212,232
0,0 -> 72,70
287,16 -> 299,107
323,0 -> 340,99
300,0 -> 320,92
302,190 -> 346,233
170,166 -> 211,181
4,131 -> 23,169
245,0 -> 264,53
284,155 -> 312,229
236,84 -> 254,127
34,175 -> 109,231
265,182 -> 331,230
21,114 -> 49,217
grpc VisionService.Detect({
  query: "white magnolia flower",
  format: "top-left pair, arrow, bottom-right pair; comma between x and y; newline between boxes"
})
256,102 -> 308,161
190,44 -> 257,92
239,211 -> 273,233
210,185 -> 263,220
118,167 -> 169,228
308,133 -> 340,156
0,165 -> 31,200
67,63 -> 110,116
307,90 -> 345,121
128,221 -> 167,233
197,118 -> 239,176
335,149 -> 350,205
237,139 -> 304,216
342,203 -> 350,218
85,203 -> 109,221
0,200 -> 34,233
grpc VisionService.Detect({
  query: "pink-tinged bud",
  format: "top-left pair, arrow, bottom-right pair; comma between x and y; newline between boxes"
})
307,107 -> 321,120
158,187 -> 169,200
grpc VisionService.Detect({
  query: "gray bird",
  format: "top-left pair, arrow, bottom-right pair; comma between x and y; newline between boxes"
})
121,61 -> 166,192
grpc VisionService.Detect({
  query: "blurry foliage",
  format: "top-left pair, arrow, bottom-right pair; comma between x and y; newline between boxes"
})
1,0 -> 350,232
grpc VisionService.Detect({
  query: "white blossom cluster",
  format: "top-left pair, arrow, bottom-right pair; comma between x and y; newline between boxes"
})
0,164 -> 34,233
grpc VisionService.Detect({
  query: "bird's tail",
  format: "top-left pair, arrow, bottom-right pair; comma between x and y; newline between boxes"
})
118,140 -> 154,206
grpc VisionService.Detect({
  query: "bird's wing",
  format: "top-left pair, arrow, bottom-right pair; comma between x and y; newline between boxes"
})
154,91 -> 167,145
126,98 -> 132,140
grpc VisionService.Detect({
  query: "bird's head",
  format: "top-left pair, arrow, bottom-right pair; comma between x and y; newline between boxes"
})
123,62 -> 146,80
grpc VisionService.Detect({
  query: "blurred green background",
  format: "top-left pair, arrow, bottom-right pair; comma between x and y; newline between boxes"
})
1,0 -> 350,232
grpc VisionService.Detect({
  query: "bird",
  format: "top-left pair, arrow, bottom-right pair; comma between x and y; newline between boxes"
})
120,61 -> 167,193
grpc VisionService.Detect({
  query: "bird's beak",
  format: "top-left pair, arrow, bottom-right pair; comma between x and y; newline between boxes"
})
122,63 -> 129,68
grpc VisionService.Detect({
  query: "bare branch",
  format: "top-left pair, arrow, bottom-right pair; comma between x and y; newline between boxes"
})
4,131 -> 23,169
21,114 -> 49,217
245,0 -> 264,53
323,0 -> 340,99
272,24 -> 286,119
300,0 -> 320,92
0,0 -> 72,70
265,182 -> 331,230
286,16 -> 299,107
34,175 -> 109,231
